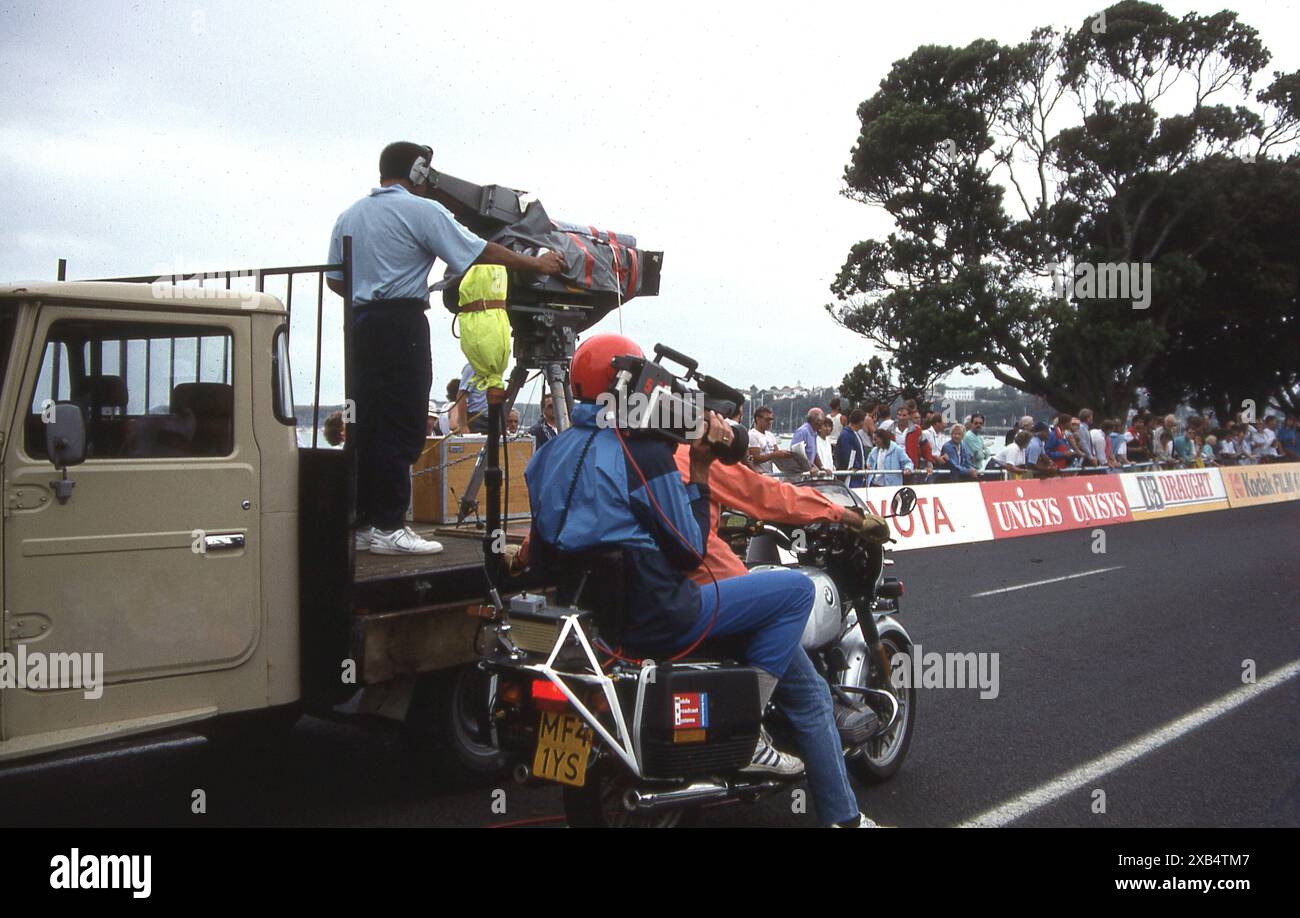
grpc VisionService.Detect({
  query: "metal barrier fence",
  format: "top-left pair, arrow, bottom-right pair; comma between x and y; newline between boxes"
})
781,459 -> 1267,486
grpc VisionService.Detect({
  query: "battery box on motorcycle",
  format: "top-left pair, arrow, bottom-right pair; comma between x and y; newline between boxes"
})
636,664 -> 761,779
505,593 -> 594,659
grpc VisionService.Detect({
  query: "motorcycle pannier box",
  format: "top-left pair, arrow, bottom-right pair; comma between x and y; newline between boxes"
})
638,664 -> 761,779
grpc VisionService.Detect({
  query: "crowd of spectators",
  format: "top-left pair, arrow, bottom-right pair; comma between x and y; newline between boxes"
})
746,398 -> 1300,485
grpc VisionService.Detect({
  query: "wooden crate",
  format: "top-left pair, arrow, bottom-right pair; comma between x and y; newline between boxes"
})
411,435 -> 533,524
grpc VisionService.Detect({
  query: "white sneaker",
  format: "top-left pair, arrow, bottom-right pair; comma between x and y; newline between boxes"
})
370,527 -> 444,556
354,526 -> 375,552
831,813 -> 884,828
741,728 -> 804,777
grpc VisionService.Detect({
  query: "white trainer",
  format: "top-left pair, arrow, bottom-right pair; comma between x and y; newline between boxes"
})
740,728 -> 805,777
370,527 -> 444,556
831,813 -> 884,828
354,526 -> 375,552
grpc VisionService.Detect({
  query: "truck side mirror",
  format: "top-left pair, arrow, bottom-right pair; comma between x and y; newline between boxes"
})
45,402 -> 86,470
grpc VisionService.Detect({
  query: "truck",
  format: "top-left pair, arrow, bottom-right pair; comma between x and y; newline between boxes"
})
0,196 -> 662,780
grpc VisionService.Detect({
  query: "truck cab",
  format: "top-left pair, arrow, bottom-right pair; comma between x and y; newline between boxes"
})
0,281 -> 301,761
0,276 -> 510,770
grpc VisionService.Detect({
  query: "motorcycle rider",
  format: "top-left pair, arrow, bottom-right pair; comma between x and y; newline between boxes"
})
671,443 -> 890,828
518,334 -> 825,781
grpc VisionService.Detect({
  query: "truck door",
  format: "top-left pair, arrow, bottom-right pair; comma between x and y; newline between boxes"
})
2,305 -> 261,743
0,303 -> 17,738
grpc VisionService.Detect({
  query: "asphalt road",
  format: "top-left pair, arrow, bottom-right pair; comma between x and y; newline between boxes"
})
2,502 -> 1296,828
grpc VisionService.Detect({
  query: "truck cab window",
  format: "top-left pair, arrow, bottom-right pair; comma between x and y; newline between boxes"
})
272,325 -> 295,425
26,320 -> 235,460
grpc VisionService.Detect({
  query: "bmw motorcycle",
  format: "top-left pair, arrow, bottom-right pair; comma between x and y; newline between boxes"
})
477,482 -> 919,827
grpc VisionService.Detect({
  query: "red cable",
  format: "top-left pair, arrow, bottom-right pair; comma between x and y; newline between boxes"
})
486,813 -> 568,829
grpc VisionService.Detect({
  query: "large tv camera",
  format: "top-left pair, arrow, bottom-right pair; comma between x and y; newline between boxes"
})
429,170 -> 663,317
605,344 -> 749,464
424,169 -> 668,522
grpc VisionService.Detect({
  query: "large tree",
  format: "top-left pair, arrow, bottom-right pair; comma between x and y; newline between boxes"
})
838,355 -> 939,410
1141,155 -> 1300,419
828,1 -> 1299,417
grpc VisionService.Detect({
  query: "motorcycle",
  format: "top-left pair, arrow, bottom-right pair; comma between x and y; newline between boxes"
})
477,481 -> 919,827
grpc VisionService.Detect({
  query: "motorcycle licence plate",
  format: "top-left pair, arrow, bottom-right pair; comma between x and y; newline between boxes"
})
532,711 -> 593,787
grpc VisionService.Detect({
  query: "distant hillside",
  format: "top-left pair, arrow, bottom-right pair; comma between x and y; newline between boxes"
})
293,401 -> 545,429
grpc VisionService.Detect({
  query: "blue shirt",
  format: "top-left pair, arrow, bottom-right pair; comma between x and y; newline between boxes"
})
835,426 -> 867,487
864,442 -> 914,487
458,363 -> 489,416
1045,426 -> 1071,464
790,421 -> 818,463
940,440 -> 973,476
327,185 -> 487,305
1026,436 -> 1046,464
1278,426 -> 1299,458
1077,421 -> 1094,459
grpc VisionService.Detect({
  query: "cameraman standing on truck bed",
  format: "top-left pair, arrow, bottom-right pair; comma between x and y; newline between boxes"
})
326,141 -> 565,555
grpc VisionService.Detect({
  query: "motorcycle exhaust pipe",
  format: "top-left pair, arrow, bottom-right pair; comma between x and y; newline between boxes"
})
623,781 -> 730,812
622,778 -> 786,813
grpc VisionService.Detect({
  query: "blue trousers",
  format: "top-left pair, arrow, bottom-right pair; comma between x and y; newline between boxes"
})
677,568 -> 813,677
774,647 -> 860,824
673,568 -> 859,825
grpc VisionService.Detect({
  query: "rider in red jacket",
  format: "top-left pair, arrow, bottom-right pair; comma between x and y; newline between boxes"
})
671,445 -> 885,584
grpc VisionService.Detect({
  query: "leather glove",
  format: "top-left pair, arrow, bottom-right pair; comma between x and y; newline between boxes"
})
842,508 -> 891,544
502,543 -> 526,577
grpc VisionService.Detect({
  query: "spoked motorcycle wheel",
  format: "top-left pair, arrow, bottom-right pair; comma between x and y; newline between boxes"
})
848,629 -> 916,784
562,761 -> 703,828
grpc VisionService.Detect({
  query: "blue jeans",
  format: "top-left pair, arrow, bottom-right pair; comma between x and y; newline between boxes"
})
676,568 -> 813,677
774,647 -> 860,825
674,569 -> 859,825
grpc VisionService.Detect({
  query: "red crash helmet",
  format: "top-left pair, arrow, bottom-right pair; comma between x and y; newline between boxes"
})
571,333 -> 643,402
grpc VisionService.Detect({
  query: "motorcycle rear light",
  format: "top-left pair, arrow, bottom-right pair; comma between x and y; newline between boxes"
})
531,679 -> 567,702
499,682 -> 523,705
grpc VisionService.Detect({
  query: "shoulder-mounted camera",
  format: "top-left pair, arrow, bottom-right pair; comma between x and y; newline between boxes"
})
603,344 -> 749,464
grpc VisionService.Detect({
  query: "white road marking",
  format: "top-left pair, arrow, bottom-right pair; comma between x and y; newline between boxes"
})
970,566 -> 1125,597
957,658 -> 1300,828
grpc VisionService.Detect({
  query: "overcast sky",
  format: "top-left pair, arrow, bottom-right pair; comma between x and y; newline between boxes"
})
2,0 -> 1296,407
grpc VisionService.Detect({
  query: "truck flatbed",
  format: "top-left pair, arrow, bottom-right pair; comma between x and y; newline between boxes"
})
353,522 -> 530,584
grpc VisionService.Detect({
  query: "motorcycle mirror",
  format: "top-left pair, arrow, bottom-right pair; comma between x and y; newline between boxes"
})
719,511 -> 752,531
889,487 -> 918,517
